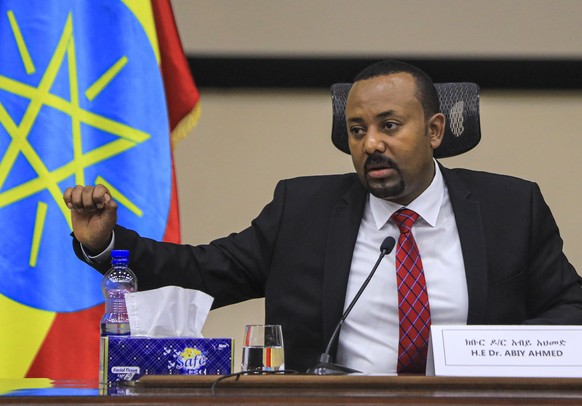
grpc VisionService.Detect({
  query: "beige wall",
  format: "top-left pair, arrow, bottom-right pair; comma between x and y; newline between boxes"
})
173,0 -> 582,57
170,1 -> 582,366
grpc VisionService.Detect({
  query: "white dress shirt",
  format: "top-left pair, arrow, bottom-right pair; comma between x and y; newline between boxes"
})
336,160 -> 468,374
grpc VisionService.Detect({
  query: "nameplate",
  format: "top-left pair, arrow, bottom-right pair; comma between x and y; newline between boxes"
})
427,325 -> 582,377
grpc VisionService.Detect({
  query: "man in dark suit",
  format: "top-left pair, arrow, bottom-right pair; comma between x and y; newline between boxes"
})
64,60 -> 582,374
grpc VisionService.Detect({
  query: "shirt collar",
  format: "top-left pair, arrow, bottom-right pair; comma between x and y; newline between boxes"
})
369,159 -> 445,230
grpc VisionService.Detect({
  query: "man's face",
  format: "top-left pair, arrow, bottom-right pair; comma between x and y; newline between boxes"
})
346,73 -> 444,205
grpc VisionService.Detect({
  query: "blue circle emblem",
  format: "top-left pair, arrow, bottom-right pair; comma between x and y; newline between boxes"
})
0,1 -> 171,312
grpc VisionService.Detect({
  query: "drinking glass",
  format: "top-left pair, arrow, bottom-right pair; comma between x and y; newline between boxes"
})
241,324 -> 285,372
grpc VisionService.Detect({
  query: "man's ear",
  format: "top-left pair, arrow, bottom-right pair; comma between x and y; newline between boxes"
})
428,113 -> 445,149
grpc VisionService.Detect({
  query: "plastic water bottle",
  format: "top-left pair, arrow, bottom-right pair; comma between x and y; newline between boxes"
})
100,250 -> 137,336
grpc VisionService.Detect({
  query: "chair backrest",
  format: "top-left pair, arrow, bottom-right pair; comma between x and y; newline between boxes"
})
330,82 -> 481,158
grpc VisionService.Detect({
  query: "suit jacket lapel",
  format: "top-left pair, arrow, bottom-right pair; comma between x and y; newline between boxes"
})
440,164 -> 488,324
322,179 -> 367,354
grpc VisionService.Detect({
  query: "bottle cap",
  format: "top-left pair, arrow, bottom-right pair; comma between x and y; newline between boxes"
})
111,250 -> 129,262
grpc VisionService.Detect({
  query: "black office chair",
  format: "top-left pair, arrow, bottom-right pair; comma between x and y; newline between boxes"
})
330,82 -> 481,158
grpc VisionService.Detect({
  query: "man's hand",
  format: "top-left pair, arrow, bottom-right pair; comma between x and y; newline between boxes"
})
63,184 -> 118,253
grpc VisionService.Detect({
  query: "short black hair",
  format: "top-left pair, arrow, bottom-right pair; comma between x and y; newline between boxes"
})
354,60 -> 440,118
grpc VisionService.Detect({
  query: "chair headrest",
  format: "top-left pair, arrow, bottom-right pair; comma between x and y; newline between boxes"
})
331,82 -> 481,158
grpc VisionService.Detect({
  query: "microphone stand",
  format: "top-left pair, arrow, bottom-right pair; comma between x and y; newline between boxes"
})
306,237 -> 396,375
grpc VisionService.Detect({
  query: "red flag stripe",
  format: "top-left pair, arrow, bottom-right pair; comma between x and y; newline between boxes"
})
153,0 -> 200,243
25,304 -> 103,379
151,0 -> 200,143
163,151 -> 182,243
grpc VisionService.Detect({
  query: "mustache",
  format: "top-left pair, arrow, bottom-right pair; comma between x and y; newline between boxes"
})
364,153 -> 399,172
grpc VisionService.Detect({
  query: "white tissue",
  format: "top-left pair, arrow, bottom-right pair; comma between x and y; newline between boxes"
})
124,286 -> 214,337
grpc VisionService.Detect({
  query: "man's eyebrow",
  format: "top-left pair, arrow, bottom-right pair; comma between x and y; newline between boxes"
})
376,110 -> 397,119
346,109 -> 397,122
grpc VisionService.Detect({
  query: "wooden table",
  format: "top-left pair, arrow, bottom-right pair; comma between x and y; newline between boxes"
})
3,375 -> 582,404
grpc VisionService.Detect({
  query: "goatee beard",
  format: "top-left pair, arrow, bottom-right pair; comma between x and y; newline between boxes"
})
367,178 -> 406,200
364,152 -> 405,199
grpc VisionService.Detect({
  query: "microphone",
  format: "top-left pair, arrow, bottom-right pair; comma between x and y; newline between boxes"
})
306,236 -> 396,375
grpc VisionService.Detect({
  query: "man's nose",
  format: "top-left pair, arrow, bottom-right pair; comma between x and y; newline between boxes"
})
363,128 -> 386,154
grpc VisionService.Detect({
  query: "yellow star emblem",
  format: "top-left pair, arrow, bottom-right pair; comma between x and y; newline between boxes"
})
0,11 -> 149,267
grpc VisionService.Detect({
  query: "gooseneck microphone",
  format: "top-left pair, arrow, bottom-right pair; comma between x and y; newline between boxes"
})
306,236 -> 396,375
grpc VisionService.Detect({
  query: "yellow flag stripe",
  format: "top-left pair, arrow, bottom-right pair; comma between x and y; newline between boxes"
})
0,294 -> 55,378
7,10 -> 35,74
0,378 -> 53,396
121,0 -> 159,62
85,56 -> 128,101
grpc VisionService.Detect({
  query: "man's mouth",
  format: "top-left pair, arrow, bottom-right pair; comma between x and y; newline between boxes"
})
366,167 -> 396,179
364,156 -> 398,179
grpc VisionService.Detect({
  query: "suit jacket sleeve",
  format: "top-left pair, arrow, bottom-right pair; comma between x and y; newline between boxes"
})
523,182 -> 582,324
72,180 -> 290,309
443,166 -> 582,325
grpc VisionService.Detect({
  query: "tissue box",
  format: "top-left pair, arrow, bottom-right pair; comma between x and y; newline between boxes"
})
100,336 -> 233,383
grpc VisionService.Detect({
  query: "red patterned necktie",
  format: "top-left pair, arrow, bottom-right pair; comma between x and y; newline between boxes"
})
391,208 -> 431,373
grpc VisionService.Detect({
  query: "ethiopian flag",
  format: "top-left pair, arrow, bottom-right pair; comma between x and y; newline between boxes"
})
0,0 -> 199,379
